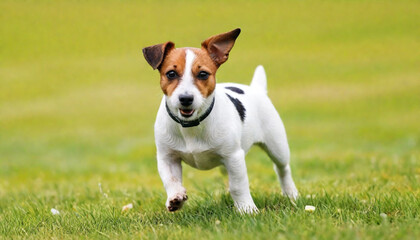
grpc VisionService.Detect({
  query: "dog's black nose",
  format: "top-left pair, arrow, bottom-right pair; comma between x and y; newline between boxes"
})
179,94 -> 194,107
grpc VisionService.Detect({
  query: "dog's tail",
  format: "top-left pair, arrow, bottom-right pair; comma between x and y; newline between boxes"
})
250,65 -> 267,94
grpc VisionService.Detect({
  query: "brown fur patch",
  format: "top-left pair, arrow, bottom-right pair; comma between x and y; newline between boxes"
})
159,49 -> 186,96
159,48 -> 219,98
190,48 -> 218,97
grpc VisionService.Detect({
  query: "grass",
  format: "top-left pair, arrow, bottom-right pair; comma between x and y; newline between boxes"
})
1,0 -> 419,239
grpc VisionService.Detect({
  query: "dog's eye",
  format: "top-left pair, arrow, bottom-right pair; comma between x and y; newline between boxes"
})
197,71 -> 210,80
166,70 -> 178,80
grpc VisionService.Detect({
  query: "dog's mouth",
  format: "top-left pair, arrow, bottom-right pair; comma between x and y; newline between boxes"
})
179,108 -> 195,118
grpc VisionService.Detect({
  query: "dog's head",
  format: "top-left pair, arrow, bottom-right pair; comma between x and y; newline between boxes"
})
143,28 -> 240,120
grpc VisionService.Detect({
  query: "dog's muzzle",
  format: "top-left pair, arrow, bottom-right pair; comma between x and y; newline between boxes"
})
166,97 -> 215,128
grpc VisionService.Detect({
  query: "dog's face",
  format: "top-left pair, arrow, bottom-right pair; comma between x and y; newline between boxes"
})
143,28 -> 240,120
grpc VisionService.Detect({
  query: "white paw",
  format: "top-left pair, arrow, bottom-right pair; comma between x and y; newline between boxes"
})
236,203 -> 259,215
166,191 -> 188,212
282,185 -> 299,200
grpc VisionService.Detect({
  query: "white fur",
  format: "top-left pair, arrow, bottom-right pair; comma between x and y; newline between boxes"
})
250,65 -> 267,94
155,61 -> 298,214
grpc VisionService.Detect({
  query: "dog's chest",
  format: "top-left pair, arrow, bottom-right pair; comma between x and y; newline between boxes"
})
178,150 -> 222,170
174,133 -> 223,170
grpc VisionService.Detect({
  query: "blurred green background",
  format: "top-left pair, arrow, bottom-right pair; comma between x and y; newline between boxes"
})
0,0 -> 419,238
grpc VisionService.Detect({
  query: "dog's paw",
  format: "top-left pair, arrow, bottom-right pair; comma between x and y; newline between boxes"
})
166,192 -> 188,212
236,203 -> 259,215
282,185 -> 299,201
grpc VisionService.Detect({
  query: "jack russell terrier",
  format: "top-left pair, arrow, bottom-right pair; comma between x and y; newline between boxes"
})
142,28 -> 298,214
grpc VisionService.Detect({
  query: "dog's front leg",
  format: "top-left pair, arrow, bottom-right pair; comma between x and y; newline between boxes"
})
157,151 -> 187,212
224,150 -> 259,214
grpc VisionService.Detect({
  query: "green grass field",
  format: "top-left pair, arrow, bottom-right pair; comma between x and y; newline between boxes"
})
1,0 -> 419,239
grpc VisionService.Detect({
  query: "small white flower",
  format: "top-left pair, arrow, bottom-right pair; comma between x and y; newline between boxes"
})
122,203 -> 133,212
51,208 -> 60,215
305,205 -> 316,212
380,212 -> 389,224
215,219 -> 221,225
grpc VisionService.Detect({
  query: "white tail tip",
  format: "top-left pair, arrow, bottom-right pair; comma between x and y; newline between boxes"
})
250,65 -> 267,93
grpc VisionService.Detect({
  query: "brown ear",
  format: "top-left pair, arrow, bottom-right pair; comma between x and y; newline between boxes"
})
201,28 -> 241,66
142,41 -> 175,70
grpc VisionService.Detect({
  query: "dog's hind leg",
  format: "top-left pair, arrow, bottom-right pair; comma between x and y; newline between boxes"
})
259,111 -> 299,200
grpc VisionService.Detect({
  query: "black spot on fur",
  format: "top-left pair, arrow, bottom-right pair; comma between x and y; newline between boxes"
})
226,94 -> 246,122
225,86 -> 244,94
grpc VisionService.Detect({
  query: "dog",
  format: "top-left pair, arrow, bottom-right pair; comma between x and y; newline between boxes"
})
142,28 -> 298,213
